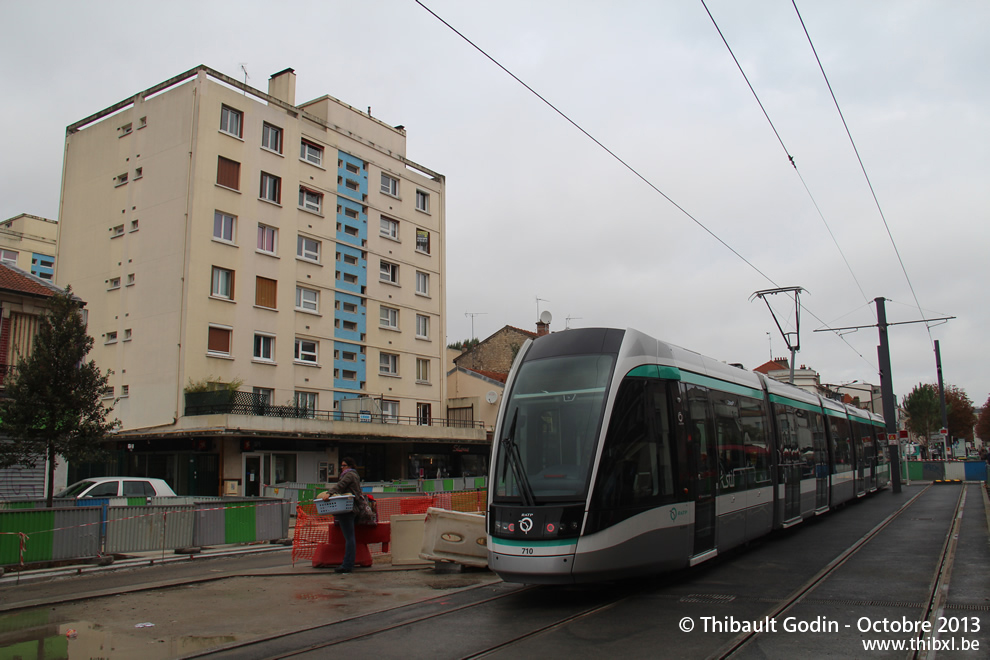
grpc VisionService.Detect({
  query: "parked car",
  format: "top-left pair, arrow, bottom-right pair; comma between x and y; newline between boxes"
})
55,477 -> 177,498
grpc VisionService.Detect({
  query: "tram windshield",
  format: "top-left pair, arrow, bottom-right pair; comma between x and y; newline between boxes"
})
493,353 -> 614,502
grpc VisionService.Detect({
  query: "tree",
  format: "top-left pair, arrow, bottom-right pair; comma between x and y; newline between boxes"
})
901,383 -> 939,448
0,288 -> 119,506
977,396 -> 990,445
943,385 -> 975,443
447,338 -> 480,352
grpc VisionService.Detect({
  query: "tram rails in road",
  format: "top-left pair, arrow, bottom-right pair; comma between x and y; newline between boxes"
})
185,483 -> 987,659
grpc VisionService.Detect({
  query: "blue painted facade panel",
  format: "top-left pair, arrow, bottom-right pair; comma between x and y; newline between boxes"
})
31,252 -> 55,280
333,340 -> 365,391
335,243 -> 365,295
336,198 -> 366,248
337,152 -> 368,201
334,291 -> 364,342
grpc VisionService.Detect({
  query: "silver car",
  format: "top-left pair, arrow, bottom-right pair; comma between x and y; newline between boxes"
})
55,477 -> 177,498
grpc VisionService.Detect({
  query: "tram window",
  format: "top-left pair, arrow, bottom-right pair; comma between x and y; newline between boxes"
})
592,379 -> 676,517
739,395 -> 770,486
794,408 -> 816,478
830,417 -> 852,472
713,392 -> 746,492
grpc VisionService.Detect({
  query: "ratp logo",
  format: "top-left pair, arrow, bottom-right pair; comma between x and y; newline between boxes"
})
669,507 -> 688,522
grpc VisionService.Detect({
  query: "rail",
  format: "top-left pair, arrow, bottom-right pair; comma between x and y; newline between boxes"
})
184,390 -> 485,429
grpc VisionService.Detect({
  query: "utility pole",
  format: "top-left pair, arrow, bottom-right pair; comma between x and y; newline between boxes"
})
874,297 -> 901,493
817,298 -> 955,495
934,339 -> 949,453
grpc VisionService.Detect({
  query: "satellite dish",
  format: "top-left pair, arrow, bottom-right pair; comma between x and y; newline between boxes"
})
539,310 -> 552,324
485,391 -> 498,404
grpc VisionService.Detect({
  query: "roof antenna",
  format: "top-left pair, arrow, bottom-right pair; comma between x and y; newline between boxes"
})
239,63 -> 250,92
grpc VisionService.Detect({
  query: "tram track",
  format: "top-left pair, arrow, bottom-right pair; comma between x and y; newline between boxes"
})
706,483 -> 971,660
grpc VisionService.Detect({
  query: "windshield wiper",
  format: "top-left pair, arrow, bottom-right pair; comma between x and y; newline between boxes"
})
500,408 -> 536,507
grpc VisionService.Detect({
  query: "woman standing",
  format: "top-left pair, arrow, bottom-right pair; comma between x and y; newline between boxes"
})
321,457 -> 362,573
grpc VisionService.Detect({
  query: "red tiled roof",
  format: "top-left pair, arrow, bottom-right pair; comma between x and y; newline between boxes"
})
464,368 -> 508,383
0,263 -> 60,299
753,359 -> 790,374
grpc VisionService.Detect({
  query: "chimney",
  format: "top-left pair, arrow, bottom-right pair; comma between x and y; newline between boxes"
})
536,320 -> 550,337
268,68 -> 296,106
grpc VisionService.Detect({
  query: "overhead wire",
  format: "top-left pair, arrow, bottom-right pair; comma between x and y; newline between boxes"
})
414,0 -> 879,376
791,0 -> 934,347
700,0 -> 871,309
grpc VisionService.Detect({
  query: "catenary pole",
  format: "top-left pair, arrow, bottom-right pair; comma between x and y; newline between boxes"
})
875,297 -> 902,493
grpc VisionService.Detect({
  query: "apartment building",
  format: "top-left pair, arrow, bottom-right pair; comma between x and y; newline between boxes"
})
56,65 -> 485,495
0,214 -> 58,281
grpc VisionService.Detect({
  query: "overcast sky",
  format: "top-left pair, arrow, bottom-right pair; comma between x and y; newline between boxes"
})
2,0 -> 987,410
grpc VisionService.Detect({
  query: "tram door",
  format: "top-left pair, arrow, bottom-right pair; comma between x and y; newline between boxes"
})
680,383 -> 717,558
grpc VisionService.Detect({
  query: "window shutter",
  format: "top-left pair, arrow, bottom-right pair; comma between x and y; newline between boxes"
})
208,327 -> 231,354
256,276 -> 277,308
217,157 -> 240,190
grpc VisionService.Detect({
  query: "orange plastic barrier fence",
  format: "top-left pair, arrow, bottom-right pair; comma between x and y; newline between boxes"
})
291,489 -> 485,565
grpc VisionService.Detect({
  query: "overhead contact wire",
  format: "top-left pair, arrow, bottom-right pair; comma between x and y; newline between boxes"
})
414,0 -> 778,287
792,0 -> 933,345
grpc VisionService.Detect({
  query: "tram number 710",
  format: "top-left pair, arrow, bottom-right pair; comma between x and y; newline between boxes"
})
520,548 -> 534,555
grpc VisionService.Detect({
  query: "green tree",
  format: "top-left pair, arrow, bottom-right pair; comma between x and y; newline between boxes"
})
0,288 -> 119,506
976,396 -> 990,444
447,338 -> 480,352
901,383 -> 939,448
940,385 -> 974,445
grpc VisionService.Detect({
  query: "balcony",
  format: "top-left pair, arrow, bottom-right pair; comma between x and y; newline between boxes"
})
183,390 -> 485,430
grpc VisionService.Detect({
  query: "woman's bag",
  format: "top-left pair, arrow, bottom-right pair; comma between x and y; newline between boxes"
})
354,494 -> 377,526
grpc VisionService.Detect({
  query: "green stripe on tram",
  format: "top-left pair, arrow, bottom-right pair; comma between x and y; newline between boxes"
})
768,393 -> 823,414
494,537 -> 576,548
626,365 -> 682,380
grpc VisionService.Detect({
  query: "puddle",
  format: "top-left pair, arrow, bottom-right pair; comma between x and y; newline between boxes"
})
0,609 -> 237,659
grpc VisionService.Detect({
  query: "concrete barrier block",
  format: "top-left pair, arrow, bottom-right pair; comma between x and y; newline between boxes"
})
419,507 -> 488,568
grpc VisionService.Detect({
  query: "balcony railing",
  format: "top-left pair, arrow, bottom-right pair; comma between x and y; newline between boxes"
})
183,390 -> 486,429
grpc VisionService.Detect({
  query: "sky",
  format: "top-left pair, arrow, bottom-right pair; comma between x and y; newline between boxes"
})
2,0 -> 988,409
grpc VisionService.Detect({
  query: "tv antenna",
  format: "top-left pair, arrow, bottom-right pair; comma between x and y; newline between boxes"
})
239,63 -> 250,91
566,315 -> 582,329
536,296 -> 550,321
464,312 -> 486,339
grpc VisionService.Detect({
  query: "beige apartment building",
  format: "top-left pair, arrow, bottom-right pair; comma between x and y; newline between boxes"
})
0,214 -> 58,281
56,65 -> 486,495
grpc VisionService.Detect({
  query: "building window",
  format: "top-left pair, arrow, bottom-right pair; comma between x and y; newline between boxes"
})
260,172 -> 281,204
341,272 -> 358,285
217,156 -> 240,190
220,105 -> 243,138
382,400 -> 399,423
102,386 -> 114,399
123,328 -> 133,341
213,211 -> 236,243
340,253 -> 358,266
415,190 -> 429,213
341,319 -> 358,332
299,187 -> 322,213
381,173 -> 399,197
295,391 -> 318,418
416,314 -> 429,339
380,216 -> 398,240
297,235 -> 321,263
343,207 -> 359,219
133,167 -> 143,180
253,387 -> 274,408
105,331 -> 118,344
257,224 -> 277,254
416,229 -> 430,254
262,122 -> 283,153
112,224 -> 125,237
208,325 -> 232,356
417,403 -> 432,426
345,161 -> 360,174
416,271 -> 429,296
380,305 -> 399,330
294,338 -> 319,364
341,350 -> 357,362
295,286 -> 319,312
120,122 -> 133,136
380,260 -> 399,284
121,385 -> 130,397
416,358 -> 430,384
115,172 -> 128,187
0,249 -> 18,265
341,302 -> 358,314
254,333 -> 275,362
342,370 -> 357,381
126,273 -> 135,286
255,276 -> 277,309
211,266 -> 235,299
130,219 -> 139,232
344,178 -> 359,191
108,277 -> 121,290
380,352 -> 398,376
300,140 -> 323,166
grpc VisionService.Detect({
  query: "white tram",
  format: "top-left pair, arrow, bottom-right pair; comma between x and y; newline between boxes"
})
487,328 -> 890,584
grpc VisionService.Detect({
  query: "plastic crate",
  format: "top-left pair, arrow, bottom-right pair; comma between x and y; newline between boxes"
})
314,495 -> 354,515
